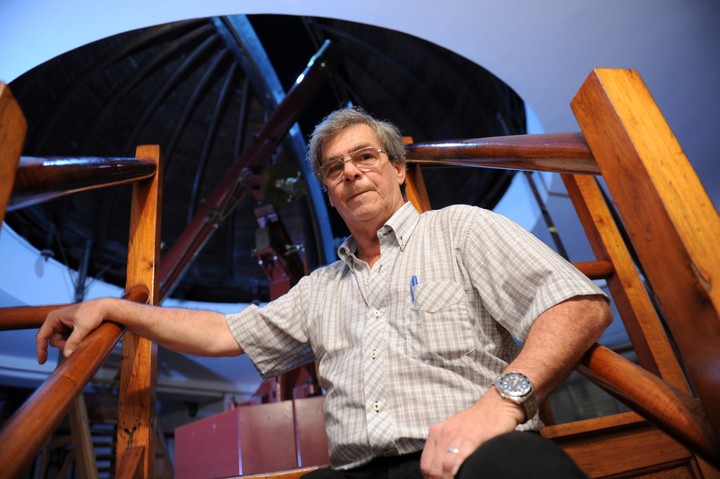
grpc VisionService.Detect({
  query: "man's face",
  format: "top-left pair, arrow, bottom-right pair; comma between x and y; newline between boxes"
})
321,124 -> 406,232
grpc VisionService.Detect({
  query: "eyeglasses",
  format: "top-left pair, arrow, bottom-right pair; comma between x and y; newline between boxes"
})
320,147 -> 387,184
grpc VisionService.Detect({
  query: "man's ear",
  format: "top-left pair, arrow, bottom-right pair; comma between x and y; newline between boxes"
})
395,161 -> 407,187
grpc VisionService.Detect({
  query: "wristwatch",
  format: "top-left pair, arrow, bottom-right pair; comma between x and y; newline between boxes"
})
493,371 -> 538,422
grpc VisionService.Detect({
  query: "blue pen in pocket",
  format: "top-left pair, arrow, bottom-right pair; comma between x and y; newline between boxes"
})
410,275 -> 418,303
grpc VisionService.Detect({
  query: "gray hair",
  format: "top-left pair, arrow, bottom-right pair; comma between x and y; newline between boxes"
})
307,107 -> 407,182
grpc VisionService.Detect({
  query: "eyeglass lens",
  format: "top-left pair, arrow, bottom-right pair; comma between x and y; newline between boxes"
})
322,147 -> 384,182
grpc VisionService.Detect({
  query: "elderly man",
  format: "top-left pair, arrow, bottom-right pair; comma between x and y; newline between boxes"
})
37,107 -> 612,479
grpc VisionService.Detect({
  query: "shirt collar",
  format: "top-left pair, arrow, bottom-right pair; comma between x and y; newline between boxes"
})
338,202 -> 420,264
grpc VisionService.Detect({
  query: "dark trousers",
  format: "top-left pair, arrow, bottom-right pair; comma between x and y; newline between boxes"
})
302,431 -> 587,479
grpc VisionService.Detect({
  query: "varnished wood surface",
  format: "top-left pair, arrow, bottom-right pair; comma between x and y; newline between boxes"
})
9,155 -> 156,210
68,395 -> 99,479
116,446 -> 145,479
236,465 -> 324,479
544,413 -> 699,478
405,164 -> 432,213
563,173 -> 689,390
0,304 -> 65,330
0,82 -> 26,225
0,265 -> 148,474
405,132 -> 600,175
116,145 -> 162,478
572,68 -> 720,443
572,260 -> 613,279
0,308 -> 129,477
578,344 -> 720,466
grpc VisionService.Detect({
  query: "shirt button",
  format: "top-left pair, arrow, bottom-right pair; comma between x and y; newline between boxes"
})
374,310 -> 380,318
370,350 -> 377,359
373,401 -> 380,412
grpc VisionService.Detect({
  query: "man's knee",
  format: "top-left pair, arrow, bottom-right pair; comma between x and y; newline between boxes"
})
457,431 -> 587,479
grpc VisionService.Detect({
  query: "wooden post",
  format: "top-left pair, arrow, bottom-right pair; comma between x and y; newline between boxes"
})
0,82 -> 26,227
562,174 -> 689,391
402,136 -> 432,213
571,68 -> 720,435
68,395 -> 99,479
116,145 -> 162,478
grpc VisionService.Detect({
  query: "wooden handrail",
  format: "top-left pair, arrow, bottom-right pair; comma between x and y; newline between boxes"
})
572,260 -> 613,280
578,343 -> 720,467
405,132 -> 599,175
0,304 -> 66,330
0,285 -> 148,479
8,155 -> 157,211
572,68 -> 720,440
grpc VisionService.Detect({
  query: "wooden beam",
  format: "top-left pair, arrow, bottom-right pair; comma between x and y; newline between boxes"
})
116,446 -> 145,479
577,344 -> 720,467
563,174 -> 689,390
68,395 -> 99,479
571,260 -> 613,280
543,412 -> 697,478
0,320 -> 127,477
116,145 -> 162,478
571,68 -> 720,436
404,132 -> 599,175
9,156 -> 156,211
0,304 -> 65,330
0,82 -> 26,226
402,137 -> 432,213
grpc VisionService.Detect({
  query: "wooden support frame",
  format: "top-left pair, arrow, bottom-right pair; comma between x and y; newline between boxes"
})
0,82 -> 26,226
116,145 -> 162,478
571,68 -> 720,435
562,174 -> 689,390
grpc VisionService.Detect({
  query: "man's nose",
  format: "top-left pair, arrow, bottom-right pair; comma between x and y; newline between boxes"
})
341,159 -> 363,179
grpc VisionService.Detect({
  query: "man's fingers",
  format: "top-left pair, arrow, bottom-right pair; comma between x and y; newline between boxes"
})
36,309 -> 76,362
62,323 -> 91,358
36,321 -> 55,364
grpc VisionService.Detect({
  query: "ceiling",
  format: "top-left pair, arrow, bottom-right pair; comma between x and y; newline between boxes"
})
5,15 -> 525,303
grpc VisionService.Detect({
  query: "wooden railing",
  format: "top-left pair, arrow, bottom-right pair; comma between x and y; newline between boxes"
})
404,142 -> 720,469
2,67 -> 720,479
0,82 -> 162,478
404,69 -> 720,477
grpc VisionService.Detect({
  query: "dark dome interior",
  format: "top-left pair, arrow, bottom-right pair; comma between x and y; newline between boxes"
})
6,14 -> 526,303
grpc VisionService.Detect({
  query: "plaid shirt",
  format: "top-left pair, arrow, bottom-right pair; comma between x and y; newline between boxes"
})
227,202 -> 605,469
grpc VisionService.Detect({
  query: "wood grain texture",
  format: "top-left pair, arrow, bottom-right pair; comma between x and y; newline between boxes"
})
10,156 -> 156,210
563,173 -> 688,390
543,415 -> 700,479
571,68 -> 720,442
0,82 -> 26,226
578,344 -> 720,465
0,286 -> 147,478
116,145 -> 162,478
405,132 -> 599,175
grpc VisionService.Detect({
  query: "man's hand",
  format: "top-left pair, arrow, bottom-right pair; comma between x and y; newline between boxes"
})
36,298 -> 109,364
419,386 -> 524,479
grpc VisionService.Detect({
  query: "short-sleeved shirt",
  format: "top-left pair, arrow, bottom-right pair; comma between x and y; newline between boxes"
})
226,202 -> 605,469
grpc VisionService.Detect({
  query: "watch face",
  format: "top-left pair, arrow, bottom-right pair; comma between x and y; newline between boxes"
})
497,372 -> 531,398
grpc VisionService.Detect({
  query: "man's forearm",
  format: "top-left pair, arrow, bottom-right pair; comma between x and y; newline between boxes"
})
37,297 -> 243,364
504,295 -> 612,403
100,298 -> 243,357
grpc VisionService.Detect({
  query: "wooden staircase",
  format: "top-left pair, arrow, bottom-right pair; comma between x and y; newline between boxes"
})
0,67 -> 719,478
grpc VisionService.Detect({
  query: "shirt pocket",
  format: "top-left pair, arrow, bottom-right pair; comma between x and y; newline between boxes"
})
403,281 -> 476,363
